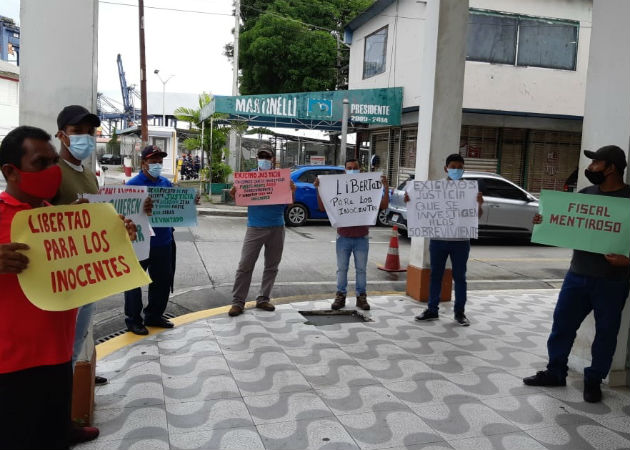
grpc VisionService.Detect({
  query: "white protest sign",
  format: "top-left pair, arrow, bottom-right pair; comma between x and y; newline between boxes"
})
83,186 -> 152,260
406,179 -> 479,239
318,172 -> 384,228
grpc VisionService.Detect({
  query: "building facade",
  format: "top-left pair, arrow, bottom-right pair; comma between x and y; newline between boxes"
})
345,0 -> 592,192
0,60 -> 19,142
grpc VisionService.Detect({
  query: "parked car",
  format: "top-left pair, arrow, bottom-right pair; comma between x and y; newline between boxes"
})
99,153 -> 122,165
285,165 -> 390,227
387,171 -> 539,238
563,168 -> 578,192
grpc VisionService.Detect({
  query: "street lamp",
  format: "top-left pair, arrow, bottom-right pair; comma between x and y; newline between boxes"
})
154,69 -> 174,126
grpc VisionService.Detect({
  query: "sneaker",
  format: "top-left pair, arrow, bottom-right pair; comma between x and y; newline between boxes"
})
95,375 -> 108,386
584,380 -> 602,403
522,370 -> 566,387
331,292 -> 346,310
69,424 -> 99,444
256,301 -> 276,311
415,309 -> 439,321
454,313 -> 470,327
145,317 -> 174,328
228,305 -> 244,317
356,293 -> 370,310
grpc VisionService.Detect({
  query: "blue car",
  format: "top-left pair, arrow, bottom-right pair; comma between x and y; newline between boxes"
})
284,165 -> 389,227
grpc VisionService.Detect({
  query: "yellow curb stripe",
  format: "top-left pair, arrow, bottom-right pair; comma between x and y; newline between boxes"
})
95,291 -> 406,361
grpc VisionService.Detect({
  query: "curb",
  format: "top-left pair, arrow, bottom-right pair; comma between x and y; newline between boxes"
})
197,207 -> 247,217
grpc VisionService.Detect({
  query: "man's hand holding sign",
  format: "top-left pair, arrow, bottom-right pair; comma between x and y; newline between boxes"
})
11,203 -> 151,311
232,168 -> 294,206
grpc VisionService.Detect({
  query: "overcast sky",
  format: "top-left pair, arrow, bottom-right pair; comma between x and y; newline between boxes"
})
0,0 -> 235,105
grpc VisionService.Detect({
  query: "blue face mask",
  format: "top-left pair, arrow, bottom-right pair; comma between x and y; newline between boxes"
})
346,169 -> 360,174
147,163 -> 163,178
447,168 -> 464,180
66,134 -> 96,161
258,159 -> 272,170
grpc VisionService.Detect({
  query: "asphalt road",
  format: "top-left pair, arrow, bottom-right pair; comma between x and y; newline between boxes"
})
92,215 -> 572,341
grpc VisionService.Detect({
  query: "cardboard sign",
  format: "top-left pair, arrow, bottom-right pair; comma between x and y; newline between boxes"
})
406,180 -> 479,239
233,168 -> 292,206
83,186 -> 151,260
317,172 -> 384,228
148,187 -> 198,227
11,203 -> 151,311
531,190 -> 630,255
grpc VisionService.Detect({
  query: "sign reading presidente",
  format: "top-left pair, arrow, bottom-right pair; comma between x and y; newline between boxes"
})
531,190 -> 630,255
317,172 -> 384,227
233,169 -> 292,206
406,180 -> 479,239
11,203 -> 151,311
211,88 -> 402,126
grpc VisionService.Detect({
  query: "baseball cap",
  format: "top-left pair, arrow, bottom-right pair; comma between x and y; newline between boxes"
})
141,145 -> 168,159
584,145 -> 627,171
57,105 -> 101,130
256,146 -> 274,158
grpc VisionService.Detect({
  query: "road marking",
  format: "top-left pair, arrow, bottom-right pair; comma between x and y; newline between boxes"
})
472,258 -> 570,262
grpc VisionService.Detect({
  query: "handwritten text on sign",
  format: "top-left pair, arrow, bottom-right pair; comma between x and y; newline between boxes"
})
11,203 -> 151,311
148,187 -> 198,227
406,180 -> 479,239
234,169 -> 292,206
317,172 -> 384,227
84,186 -> 151,260
531,190 -> 630,255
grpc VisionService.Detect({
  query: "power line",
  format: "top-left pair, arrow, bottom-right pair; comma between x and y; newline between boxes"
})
99,1 -> 233,17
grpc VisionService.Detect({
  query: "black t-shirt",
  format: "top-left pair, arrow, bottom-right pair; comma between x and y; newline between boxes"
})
569,184 -> 630,280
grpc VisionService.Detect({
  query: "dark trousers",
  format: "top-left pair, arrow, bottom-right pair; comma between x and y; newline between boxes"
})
124,244 -> 173,326
0,362 -> 72,450
547,271 -> 629,383
428,240 -> 471,315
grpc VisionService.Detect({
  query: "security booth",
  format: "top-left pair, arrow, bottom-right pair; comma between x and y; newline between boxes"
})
117,125 -> 178,177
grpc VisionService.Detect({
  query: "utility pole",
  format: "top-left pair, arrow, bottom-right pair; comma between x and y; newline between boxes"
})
339,99 -> 349,166
139,0 -> 149,150
228,0 -> 241,179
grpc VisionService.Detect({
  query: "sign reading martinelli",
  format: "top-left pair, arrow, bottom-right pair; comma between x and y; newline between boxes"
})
203,88 -> 403,127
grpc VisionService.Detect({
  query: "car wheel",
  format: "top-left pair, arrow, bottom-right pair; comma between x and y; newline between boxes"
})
285,204 -> 308,226
377,209 -> 389,227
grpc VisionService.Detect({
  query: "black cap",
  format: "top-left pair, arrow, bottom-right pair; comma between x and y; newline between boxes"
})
141,145 -> 167,160
57,105 -> 101,130
257,146 -> 274,158
584,145 -> 627,171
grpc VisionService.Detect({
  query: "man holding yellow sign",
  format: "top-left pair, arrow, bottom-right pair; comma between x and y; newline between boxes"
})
0,126 -> 145,449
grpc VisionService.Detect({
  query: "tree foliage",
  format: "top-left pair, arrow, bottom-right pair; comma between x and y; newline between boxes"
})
234,0 -> 373,95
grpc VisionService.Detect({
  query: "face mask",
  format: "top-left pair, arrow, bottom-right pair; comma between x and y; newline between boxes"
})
147,163 -> 163,178
346,169 -> 360,174
13,164 -> 62,200
65,134 -> 96,161
258,159 -> 272,170
585,168 -> 606,185
447,168 -> 464,180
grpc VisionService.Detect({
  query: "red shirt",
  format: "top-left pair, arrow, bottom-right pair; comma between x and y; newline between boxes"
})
0,192 -> 77,374
337,226 -> 370,238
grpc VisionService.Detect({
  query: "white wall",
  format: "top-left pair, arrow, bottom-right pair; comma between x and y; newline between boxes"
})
348,0 -> 592,116
0,77 -> 19,141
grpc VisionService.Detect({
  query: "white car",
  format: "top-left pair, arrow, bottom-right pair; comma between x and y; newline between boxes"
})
95,161 -> 107,187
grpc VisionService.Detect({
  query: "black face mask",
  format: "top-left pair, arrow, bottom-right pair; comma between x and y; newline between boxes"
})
584,168 -> 606,185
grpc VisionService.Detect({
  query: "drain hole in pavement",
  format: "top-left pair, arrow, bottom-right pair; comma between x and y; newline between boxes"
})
299,310 -> 372,326
96,312 -> 176,344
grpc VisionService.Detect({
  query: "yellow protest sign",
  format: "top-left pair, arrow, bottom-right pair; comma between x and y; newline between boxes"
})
11,203 -> 151,311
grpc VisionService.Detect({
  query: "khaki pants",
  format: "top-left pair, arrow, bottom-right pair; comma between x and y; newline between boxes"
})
232,226 -> 285,307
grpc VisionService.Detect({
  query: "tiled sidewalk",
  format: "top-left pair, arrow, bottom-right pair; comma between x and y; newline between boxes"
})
77,290 -> 630,450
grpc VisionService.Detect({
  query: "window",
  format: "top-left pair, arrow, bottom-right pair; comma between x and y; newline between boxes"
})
467,10 -> 578,71
297,169 -> 343,184
363,26 -> 388,79
477,178 -> 529,201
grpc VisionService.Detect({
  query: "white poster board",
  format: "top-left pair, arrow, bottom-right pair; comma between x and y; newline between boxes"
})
318,172 -> 384,228
83,186 -> 152,260
406,179 -> 479,239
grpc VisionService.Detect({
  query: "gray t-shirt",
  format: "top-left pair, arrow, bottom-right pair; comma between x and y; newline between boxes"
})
569,184 -> 630,280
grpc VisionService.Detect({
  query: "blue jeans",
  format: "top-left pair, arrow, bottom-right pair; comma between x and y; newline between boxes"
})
428,240 -> 470,315
72,302 -> 94,371
124,244 -> 173,327
547,271 -> 629,383
336,235 -> 369,295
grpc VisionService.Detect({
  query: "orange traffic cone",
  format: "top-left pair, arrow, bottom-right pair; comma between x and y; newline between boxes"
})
378,225 -> 407,272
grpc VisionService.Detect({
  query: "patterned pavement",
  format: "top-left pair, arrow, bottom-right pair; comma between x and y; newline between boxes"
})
76,290 -> 630,450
